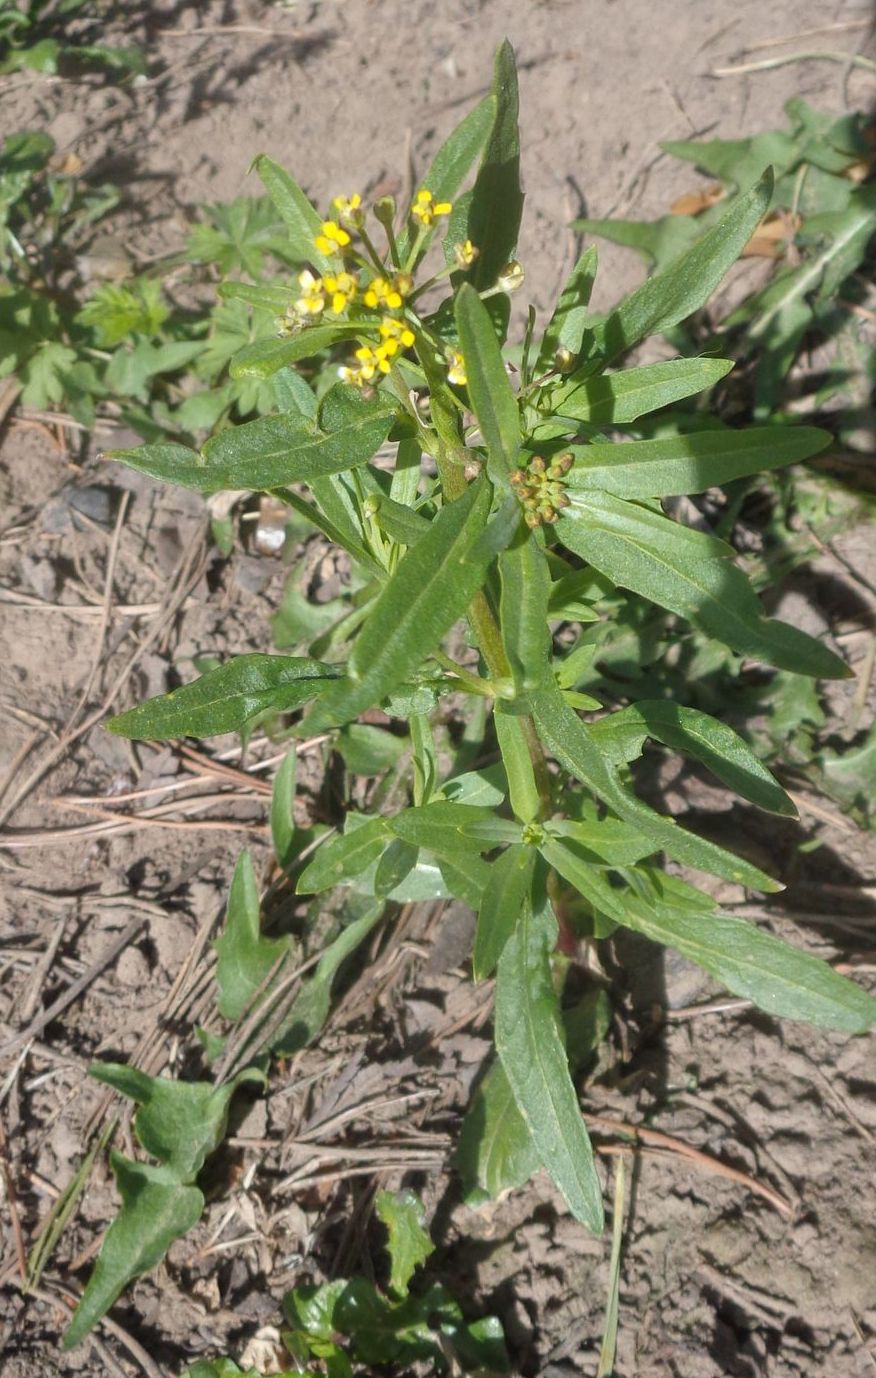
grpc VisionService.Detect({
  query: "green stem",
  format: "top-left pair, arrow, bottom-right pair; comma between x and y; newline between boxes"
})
430,385 -> 552,818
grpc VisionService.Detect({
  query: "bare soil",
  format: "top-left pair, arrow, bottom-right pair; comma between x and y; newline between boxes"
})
1,2 -> 876,1376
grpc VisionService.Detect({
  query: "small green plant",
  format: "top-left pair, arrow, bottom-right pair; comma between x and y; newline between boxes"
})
576,98 -> 876,421
0,125 -> 307,433
182,1191 -> 506,1378
0,0 -> 144,75
61,41 -> 876,1349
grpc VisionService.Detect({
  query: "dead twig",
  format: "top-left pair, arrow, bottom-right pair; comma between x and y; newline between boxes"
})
712,50 -> 876,77
584,1113 -> 794,1218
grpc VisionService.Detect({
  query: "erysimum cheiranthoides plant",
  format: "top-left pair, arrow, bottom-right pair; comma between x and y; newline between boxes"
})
64,39 -> 876,1351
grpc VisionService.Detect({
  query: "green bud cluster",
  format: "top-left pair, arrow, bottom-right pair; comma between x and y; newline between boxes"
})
509,451 -> 573,527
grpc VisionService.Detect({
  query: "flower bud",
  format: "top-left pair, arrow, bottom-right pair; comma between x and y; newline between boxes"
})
497,259 -> 525,293
554,346 -> 575,373
372,195 -> 397,230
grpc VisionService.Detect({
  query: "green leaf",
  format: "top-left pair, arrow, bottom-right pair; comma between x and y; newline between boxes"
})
495,896 -> 603,1231
218,280 -> 298,312
817,724 -> 876,824
459,990 -> 610,1203
621,881 -> 876,1033
437,852 -> 492,909
544,357 -> 734,427
215,851 -> 292,1020
592,171 -> 774,364
305,479 -> 495,729
19,340 -> 77,408
564,425 -> 830,498
389,802 -> 502,855
499,526 -> 552,690
374,839 -> 418,897
88,1063 -> 263,1182
271,749 -> 301,868
494,704 -> 541,824
535,245 -> 598,372
336,724 -> 408,775
747,184 -> 876,344
473,843 -> 536,980
454,282 -> 521,481
271,901 -> 384,1055
108,654 -> 340,741
230,324 -> 364,380
557,494 -> 848,679
457,1057 -> 539,1202
466,40 -> 523,294
64,1157 -> 203,1349
397,93 -> 497,263
530,680 -> 781,891
375,1191 -> 434,1297
588,702 -> 795,816
297,816 -> 390,894
107,390 -> 395,494
76,279 -> 169,346
252,154 -> 331,270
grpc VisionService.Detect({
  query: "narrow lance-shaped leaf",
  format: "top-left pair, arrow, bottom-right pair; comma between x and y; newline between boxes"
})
252,154 -> 331,271
530,679 -> 781,892
494,703 -> 541,824
230,323 -> 364,380
622,887 -> 876,1034
473,843 -> 536,980
543,356 -> 734,427
396,93 -> 497,263
108,654 -> 341,741
564,425 -> 830,499
535,244 -> 598,372
495,893 -> 604,1231
297,816 -> 390,894
455,281 -> 521,483
389,802 -> 512,855
500,525 -> 552,691
214,851 -> 292,1020
557,492 -> 849,679
588,701 -> 795,817
271,901 -> 385,1055
106,388 -> 397,494
466,40 -> 524,294
303,478 -> 497,730
591,169 -> 774,365
271,748 -> 301,869
217,280 -> 295,312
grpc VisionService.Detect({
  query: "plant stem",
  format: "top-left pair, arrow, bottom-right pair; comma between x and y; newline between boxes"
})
430,387 -> 552,817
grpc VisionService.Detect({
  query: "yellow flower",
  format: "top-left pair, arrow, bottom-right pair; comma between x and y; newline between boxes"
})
323,271 -> 358,314
411,188 -> 452,227
338,343 -> 393,388
332,193 -> 363,227
363,274 -> 409,311
453,239 -> 478,268
447,349 -> 466,386
315,219 -> 351,256
378,316 -> 415,354
294,269 -> 326,316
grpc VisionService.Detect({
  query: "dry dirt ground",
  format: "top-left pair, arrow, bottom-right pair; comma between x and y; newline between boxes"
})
2,1 -> 876,1375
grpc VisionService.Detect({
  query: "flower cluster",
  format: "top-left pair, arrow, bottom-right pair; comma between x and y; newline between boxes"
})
277,186 -> 471,389
338,314 -> 416,387
510,452 -> 573,527
362,274 -> 411,310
